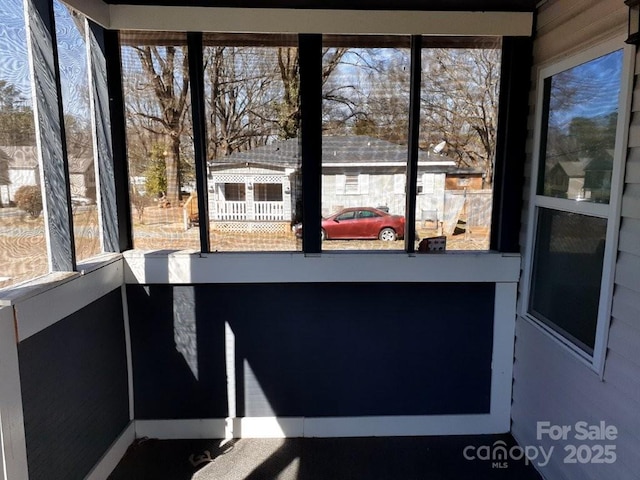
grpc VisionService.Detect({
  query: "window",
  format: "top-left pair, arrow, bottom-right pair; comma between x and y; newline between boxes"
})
524,42 -> 628,368
120,31 -> 199,251
344,174 -> 360,194
0,0 -> 47,289
204,34 -> 301,252
335,211 -> 356,221
54,1 -> 101,261
254,183 -> 282,202
114,32 -> 508,255
321,35 -> 411,251
224,183 -> 246,202
418,38 -> 501,250
357,209 -> 380,219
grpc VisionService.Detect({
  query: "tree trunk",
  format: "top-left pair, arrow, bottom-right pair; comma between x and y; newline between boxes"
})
165,136 -> 181,205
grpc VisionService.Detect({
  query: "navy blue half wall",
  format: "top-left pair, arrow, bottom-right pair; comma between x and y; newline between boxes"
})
127,283 -> 495,420
18,288 -> 129,480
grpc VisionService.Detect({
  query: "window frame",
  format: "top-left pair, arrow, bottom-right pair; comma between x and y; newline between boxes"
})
521,36 -> 633,374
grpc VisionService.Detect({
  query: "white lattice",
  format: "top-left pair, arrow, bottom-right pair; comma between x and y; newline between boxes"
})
210,174 -> 286,184
211,174 -> 248,183
253,175 -> 283,183
211,222 -> 290,233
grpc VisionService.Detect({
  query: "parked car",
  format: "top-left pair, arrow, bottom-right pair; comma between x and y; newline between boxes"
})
293,207 -> 405,241
70,195 -> 94,207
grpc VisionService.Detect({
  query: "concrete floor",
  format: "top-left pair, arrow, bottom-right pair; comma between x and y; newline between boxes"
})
108,435 -> 543,480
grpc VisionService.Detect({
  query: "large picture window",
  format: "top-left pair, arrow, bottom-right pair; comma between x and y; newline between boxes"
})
116,33 -> 503,253
525,42 -> 628,367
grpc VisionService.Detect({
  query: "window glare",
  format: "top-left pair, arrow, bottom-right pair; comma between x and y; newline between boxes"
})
538,50 -> 623,204
0,0 -> 48,289
54,1 -> 101,261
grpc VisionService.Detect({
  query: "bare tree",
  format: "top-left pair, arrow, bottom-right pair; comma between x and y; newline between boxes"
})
130,44 -> 191,204
421,45 -> 501,185
204,45 -> 350,159
0,80 -> 34,145
206,46 -> 281,159
275,47 -> 299,139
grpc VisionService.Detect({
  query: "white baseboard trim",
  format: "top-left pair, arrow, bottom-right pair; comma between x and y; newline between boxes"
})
135,414 -> 507,440
84,421 -> 135,480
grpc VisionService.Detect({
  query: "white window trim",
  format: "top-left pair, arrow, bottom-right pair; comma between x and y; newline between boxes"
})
520,35 -> 633,376
345,174 -> 360,194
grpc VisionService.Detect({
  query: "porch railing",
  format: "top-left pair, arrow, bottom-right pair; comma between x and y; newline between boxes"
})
254,201 -> 285,221
210,201 -> 286,221
212,201 -> 247,220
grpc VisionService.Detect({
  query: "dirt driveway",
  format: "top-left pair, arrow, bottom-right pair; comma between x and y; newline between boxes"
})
1,205 -> 489,289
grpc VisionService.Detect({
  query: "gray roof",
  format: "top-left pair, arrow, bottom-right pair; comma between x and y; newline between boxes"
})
0,147 -> 93,174
552,160 -> 589,178
208,136 -> 477,173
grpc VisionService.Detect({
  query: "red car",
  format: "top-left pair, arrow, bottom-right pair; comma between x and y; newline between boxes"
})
293,207 -> 405,241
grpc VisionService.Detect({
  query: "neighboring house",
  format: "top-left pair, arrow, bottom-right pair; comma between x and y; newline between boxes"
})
0,147 -> 95,205
584,151 -> 614,203
546,159 -> 589,199
208,135 -> 482,224
0,148 -> 10,207
207,138 -> 299,223
546,151 -> 614,202
68,156 -> 96,201
0,146 -> 39,206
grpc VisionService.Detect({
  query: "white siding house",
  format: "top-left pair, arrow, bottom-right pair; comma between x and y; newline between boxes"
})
208,136 -> 477,224
0,146 -> 39,205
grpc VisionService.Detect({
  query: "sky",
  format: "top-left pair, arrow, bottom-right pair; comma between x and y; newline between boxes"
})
549,49 -> 623,130
0,0 -> 89,119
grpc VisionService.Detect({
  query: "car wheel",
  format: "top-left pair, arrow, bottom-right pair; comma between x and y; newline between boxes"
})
321,228 -> 327,241
379,227 -> 397,241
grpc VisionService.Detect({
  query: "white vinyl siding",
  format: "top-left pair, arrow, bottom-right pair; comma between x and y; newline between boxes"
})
335,174 -> 346,194
422,173 -> 435,194
513,2 -> 640,480
359,174 -> 369,195
394,174 -> 405,194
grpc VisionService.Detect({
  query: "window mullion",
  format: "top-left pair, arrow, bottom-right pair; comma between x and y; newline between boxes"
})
534,196 -> 610,218
187,31 -> 211,253
24,0 -> 76,271
103,30 -> 133,252
299,34 -> 322,254
86,19 -> 120,253
405,35 -> 421,253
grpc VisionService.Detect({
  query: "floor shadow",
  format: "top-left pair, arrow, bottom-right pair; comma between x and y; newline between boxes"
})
109,435 -> 544,480
108,438 -> 240,480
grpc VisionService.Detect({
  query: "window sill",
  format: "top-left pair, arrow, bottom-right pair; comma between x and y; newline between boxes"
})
0,253 -> 123,307
517,312 -> 601,375
123,249 -> 521,284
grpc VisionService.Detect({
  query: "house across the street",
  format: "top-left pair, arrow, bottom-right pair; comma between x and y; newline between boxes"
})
207,135 -> 484,227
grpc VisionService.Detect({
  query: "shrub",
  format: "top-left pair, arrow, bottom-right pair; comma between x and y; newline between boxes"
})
14,185 -> 43,218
